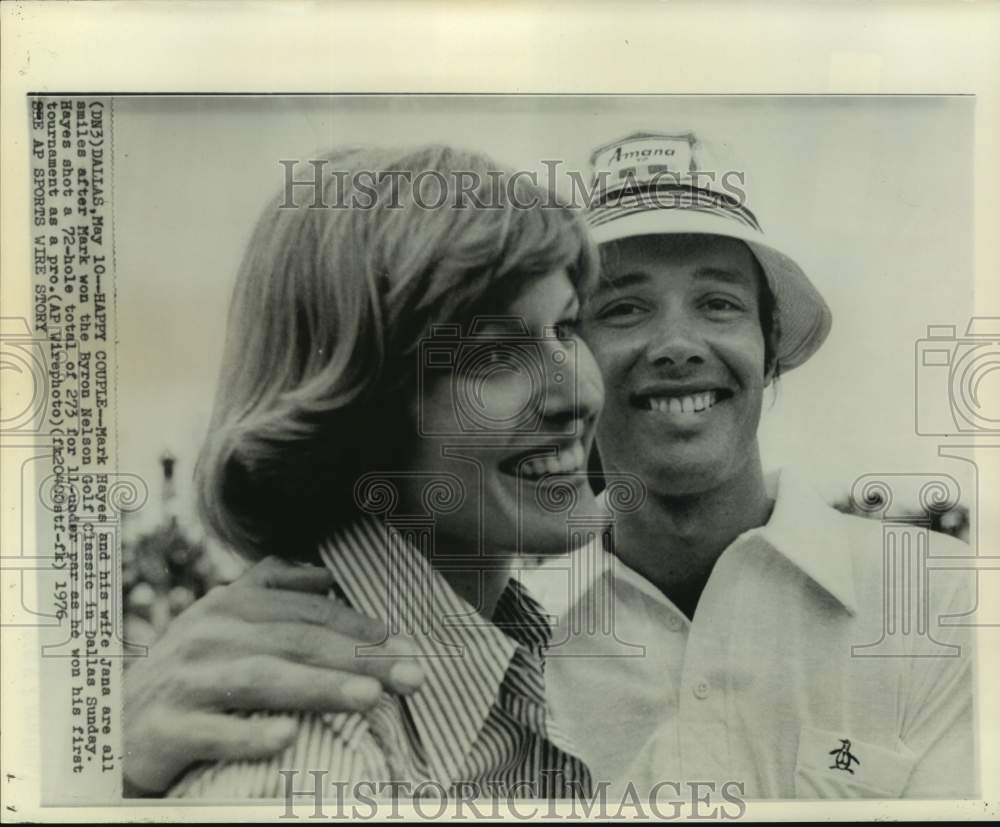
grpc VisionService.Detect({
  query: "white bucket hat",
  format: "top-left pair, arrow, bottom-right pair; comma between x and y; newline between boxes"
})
585,130 -> 832,372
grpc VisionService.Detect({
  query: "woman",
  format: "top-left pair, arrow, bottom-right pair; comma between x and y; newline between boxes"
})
161,145 -> 607,799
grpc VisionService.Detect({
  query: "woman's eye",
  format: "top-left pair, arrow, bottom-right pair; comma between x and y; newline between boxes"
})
553,318 -> 580,340
596,301 -> 645,322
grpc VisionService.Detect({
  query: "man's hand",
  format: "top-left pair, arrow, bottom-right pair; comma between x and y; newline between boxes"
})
123,556 -> 425,795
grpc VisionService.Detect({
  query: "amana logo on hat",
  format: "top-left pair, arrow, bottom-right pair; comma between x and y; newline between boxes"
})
591,132 -> 697,195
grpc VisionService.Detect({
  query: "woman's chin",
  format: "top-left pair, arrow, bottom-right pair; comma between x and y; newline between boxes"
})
516,511 -> 610,558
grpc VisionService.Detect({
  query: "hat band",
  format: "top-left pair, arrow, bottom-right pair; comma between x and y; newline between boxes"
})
587,184 -> 762,233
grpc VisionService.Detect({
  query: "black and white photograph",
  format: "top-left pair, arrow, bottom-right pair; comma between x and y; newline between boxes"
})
2,3 -> 998,824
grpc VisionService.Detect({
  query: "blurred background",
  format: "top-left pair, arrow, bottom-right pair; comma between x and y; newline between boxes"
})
112,96 -> 977,642
120,452 -> 244,649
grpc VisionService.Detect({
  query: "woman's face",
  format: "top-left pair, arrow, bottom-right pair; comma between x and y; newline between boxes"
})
402,268 -> 606,561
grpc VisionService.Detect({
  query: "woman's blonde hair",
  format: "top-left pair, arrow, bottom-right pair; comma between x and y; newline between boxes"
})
196,145 -> 597,560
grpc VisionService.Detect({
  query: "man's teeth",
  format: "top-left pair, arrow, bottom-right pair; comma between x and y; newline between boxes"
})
517,441 -> 587,479
647,390 -> 718,414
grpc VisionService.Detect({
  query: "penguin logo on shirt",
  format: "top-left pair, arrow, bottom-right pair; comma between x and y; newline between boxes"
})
829,738 -> 860,774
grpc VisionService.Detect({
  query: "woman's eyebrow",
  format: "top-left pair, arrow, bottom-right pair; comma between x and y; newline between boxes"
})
474,318 -> 521,335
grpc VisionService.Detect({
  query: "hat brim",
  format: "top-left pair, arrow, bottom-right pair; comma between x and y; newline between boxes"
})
587,209 -> 832,372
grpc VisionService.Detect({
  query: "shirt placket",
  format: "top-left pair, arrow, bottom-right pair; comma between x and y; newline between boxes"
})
675,574 -> 734,786
500,647 -> 548,727
505,645 -> 593,797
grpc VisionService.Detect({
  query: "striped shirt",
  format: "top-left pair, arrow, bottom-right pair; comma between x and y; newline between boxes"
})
169,517 -> 592,800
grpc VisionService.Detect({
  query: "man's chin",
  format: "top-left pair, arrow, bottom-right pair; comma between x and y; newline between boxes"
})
624,451 -> 728,497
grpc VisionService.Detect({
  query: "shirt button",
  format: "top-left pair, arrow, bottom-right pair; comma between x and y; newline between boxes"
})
668,615 -> 684,632
693,680 -> 711,700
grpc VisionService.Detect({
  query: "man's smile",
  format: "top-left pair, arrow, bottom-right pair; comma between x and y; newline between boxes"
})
629,385 -> 736,420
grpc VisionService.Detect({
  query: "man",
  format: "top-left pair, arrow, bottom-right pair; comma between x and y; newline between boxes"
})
124,131 -> 976,799
528,132 -> 975,798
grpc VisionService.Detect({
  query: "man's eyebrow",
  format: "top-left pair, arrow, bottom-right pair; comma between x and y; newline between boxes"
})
693,267 -> 754,286
593,271 -> 650,292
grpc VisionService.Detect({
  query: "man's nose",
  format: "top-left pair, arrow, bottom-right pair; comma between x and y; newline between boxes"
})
644,317 -> 708,369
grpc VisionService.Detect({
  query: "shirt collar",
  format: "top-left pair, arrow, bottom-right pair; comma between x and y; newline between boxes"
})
493,577 -> 556,652
732,467 -> 858,615
560,467 -> 858,617
318,516 -> 553,787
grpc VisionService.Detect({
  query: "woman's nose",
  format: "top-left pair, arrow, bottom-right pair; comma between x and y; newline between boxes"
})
543,339 -> 604,426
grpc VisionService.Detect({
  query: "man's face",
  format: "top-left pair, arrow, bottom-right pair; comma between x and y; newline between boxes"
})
580,234 -> 772,496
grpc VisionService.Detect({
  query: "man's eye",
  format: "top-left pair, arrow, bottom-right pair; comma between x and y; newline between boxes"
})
703,297 -> 744,314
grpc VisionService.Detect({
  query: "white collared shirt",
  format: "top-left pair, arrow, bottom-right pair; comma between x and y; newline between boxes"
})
523,468 -> 977,799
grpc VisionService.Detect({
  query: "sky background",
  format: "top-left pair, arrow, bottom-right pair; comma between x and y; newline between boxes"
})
111,95 -> 976,535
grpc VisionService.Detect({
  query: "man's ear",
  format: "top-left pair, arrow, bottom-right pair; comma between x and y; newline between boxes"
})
763,358 -> 778,388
